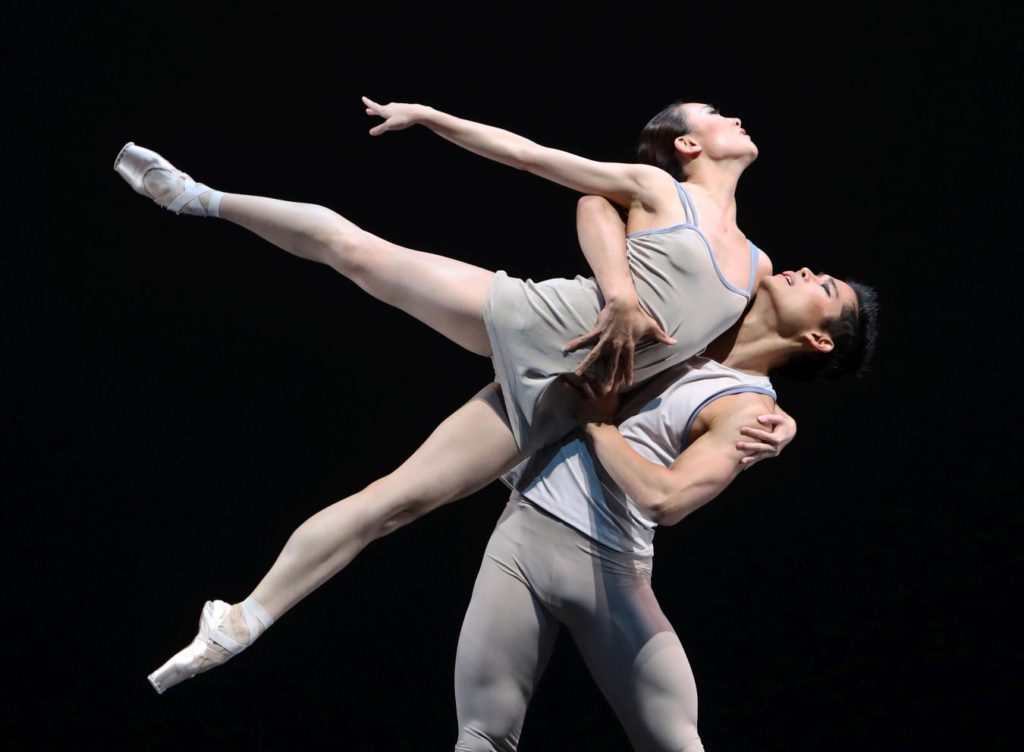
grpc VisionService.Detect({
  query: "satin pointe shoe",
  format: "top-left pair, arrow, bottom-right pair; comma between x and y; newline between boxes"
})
113,141 -> 222,217
147,596 -> 274,694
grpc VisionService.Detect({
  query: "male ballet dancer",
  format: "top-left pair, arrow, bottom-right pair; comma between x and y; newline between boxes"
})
452,253 -> 878,751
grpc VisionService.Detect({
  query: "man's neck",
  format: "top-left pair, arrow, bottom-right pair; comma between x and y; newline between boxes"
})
702,304 -> 794,376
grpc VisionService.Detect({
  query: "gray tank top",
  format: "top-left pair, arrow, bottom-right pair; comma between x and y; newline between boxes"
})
625,182 -> 760,369
500,358 -> 776,556
482,181 -> 762,455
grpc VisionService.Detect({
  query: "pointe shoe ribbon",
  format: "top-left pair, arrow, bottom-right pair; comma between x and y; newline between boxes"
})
147,597 -> 274,694
113,141 -> 221,218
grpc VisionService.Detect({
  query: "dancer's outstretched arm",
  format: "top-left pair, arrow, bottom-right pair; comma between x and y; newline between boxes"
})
362,97 -> 676,211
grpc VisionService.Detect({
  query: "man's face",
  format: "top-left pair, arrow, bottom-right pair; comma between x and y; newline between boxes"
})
761,268 -> 859,345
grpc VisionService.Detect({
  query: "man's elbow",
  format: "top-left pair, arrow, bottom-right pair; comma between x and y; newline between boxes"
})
639,493 -> 680,527
644,485 -> 718,527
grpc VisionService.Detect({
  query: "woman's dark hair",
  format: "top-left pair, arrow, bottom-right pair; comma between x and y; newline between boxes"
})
772,280 -> 880,382
637,100 -> 692,180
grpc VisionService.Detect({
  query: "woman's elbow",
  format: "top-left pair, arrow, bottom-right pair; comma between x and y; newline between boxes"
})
514,143 -> 549,173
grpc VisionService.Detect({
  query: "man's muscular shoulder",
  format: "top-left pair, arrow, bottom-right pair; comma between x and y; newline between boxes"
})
689,390 -> 776,443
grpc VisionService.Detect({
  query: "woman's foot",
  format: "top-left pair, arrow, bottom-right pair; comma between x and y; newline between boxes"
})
147,597 -> 272,694
113,142 -> 223,217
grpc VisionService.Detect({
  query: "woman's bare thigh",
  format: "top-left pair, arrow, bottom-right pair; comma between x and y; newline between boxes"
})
332,230 -> 497,357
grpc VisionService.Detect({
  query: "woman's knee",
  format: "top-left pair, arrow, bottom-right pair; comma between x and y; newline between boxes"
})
317,211 -> 377,278
370,473 -> 454,537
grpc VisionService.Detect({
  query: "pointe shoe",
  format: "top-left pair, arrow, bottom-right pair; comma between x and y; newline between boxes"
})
147,596 -> 274,694
113,141 -> 222,217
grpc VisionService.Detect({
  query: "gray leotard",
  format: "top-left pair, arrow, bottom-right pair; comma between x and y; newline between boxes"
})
482,182 -> 761,454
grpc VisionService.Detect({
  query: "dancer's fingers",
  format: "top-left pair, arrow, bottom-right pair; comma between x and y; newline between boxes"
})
622,347 -> 634,387
572,338 -> 606,377
564,328 -> 600,353
599,352 -> 621,396
739,427 -> 778,444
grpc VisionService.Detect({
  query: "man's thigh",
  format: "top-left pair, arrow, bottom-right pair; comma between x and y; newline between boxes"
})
453,508 -> 558,751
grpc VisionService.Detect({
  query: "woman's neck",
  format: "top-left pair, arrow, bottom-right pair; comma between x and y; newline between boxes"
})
683,162 -> 745,229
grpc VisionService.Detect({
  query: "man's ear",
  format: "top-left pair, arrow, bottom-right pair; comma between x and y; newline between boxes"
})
674,134 -> 702,160
801,330 -> 834,354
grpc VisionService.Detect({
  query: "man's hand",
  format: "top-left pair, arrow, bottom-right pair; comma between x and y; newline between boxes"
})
363,97 -> 427,136
569,379 -> 621,426
564,299 -> 676,396
736,410 -> 798,469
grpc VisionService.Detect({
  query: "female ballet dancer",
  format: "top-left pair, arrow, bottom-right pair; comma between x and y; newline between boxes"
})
114,98 -> 795,692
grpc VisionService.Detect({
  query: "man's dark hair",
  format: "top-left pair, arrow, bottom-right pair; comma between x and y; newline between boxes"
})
772,280 -> 879,382
637,101 -> 692,180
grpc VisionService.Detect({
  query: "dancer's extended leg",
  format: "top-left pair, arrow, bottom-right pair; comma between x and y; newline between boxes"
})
249,383 -> 522,618
149,384 -> 527,692
216,194 -> 496,355
115,144 -> 495,355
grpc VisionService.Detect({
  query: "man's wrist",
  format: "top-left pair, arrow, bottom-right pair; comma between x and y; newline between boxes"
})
583,420 -> 615,435
603,293 -> 641,310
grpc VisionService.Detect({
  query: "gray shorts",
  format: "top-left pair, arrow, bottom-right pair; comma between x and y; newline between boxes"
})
453,499 -> 704,752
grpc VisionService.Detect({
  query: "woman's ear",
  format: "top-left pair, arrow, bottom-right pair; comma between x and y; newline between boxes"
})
674,134 -> 702,160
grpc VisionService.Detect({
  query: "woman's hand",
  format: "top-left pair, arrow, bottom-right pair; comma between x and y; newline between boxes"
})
363,96 -> 428,136
737,409 -> 798,469
564,299 -> 676,395
569,379 -> 621,426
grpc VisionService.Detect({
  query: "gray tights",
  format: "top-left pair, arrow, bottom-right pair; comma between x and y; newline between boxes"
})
453,499 -> 704,752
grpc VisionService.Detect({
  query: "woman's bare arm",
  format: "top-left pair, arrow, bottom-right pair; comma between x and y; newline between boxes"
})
363,97 -> 671,207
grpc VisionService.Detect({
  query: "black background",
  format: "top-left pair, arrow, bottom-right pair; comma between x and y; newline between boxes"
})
3,5 -> 1019,750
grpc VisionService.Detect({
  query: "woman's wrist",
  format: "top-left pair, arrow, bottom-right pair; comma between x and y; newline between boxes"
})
413,104 -> 438,126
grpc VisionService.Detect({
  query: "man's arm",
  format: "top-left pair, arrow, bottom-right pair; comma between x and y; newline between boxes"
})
563,196 -> 677,394
582,393 -> 775,526
362,97 -> 672,207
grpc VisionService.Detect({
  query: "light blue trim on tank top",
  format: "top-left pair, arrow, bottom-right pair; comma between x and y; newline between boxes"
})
675,182 -> 698,225
681,385 -> 778,449
625,182 -> 760,299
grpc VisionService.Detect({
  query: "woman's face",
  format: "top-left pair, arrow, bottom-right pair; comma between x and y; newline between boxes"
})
679,102 -> 758,162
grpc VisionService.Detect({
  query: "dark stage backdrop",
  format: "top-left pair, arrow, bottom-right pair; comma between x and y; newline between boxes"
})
3,6 -> 1019,750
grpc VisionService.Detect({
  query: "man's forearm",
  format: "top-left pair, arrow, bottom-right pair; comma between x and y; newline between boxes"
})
582,423 -> 674,512
583,421 -> 735,526
576,196 -> 640,305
